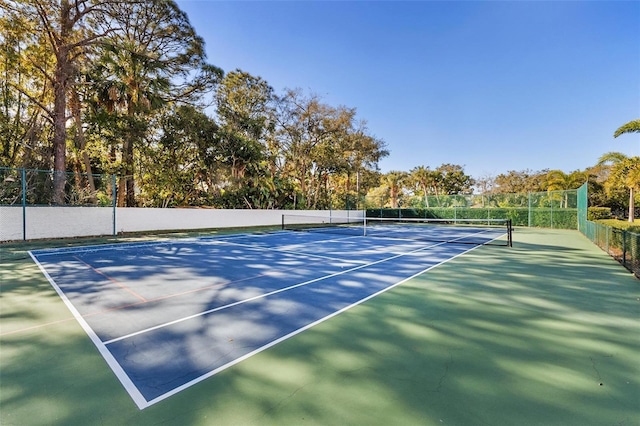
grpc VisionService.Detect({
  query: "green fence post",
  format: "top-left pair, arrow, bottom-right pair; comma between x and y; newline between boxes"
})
528,192 -> 531,227
550,191 -> 554,229
21,168 -> 26,240
112,174 -> 117,236
622,230 -> 627,268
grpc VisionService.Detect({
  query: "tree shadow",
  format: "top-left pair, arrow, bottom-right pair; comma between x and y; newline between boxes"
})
2,228 -> 638,425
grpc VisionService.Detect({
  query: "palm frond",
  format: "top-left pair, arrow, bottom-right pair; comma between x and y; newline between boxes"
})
614,119 -> 640,138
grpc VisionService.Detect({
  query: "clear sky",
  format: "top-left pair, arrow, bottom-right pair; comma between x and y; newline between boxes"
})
175,0 -> 640,180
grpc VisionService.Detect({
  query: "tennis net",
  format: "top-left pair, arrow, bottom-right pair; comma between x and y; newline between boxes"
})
281,215 -> 513,246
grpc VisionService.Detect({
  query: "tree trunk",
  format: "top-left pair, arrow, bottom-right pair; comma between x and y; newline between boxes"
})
390,186 -> 398,209
70,89 -> 96,201
122,135 -> 135,206
629,187 -> 635,223
422,184 -> 429,208
51,0 -> 73,205
122,100 -> 137,207
52,47 -> 69,205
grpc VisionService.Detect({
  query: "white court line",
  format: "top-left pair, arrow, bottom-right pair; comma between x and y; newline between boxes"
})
212,237 -> 369,264
28,232 -> 271,257
277,230 -> 366,245
29,239 -> 194,256
143,240 -> 486,408
102,239 -> 447,346
28,229 -> 345,257
28,251 -> 149,410
255,230 -> 454,256
29,229 -> 496,410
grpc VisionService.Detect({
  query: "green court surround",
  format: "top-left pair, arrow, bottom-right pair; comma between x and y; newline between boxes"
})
1,228 -> 638,425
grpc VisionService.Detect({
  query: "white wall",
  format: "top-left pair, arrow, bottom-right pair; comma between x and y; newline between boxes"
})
116,208 -> 358,233
0,207 -> 25,241
0,207 -> 362,241
0,206 -> 114,241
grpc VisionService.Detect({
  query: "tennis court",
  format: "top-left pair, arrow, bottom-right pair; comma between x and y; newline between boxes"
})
28,218 -> 509,409
2,224 -> 638,425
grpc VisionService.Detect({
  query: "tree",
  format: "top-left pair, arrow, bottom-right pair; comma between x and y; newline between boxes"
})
474,173 -> 496,195
274,90 -> 341,208
598,152 -> 640,222
383,171 -> 408,208
494,169 -> 548,194
340,124 -> 388,209
140,105 -> 220,207
612,118 -> 640,221
88,0 -> 221,206
274,89 -> 385,209
434,164 -> 475,195
409,166 -> 437,207
613,119 -> 640,138
545,170 -> 586,207
3,0 -> 128,203
215,69 -> 274,190
0,6 -> 53,169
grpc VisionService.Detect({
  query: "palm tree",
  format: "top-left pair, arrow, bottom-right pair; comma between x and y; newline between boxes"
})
598,152 -> 639,222
409,166 -> 435,207
611,119 -> 640,222
383,171 -> 408,209
613,119 -> 640,138
545,170 -> 587,207
88,1 -> 220,206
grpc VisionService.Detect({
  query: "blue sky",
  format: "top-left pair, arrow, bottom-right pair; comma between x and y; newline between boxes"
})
175,0 -> 640,180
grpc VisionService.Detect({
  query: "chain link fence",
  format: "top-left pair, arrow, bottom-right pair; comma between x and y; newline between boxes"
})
1,167 -> 116,241
364,190 -> 578,229
581,221 -> 639,278
1,167 -> 116,206
2,170 -> 637,278
577,182 -> 639,278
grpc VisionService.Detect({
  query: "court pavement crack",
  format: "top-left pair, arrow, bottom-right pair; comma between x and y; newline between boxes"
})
434,353 -> 453,393
590,355 -> 604,386
306,351 -> 455,393
372,352 -> 453,393
589,353 -> 631,417
257,382 -> 312,420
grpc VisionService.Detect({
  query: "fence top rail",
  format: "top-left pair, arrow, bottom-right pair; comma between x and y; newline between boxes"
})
1,167 -> 109,178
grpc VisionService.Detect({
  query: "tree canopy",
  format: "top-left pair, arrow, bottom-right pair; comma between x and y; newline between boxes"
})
0,1 -> 636,218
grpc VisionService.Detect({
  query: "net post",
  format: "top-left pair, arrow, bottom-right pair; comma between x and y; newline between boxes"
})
507,219 -> 513,247
281,214 -> 285,230
363,216 -> 367,236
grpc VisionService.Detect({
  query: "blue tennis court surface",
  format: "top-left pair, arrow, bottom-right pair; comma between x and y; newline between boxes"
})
29,227 -> 507,409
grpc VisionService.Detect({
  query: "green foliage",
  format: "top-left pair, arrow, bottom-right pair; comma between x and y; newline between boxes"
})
493,169 -> 548,193
0,2 -> 636,211
613,119 -> 640,138
138,105 -> 220,207
586,219 -> 640,276
588,207 -> 613,220
596,219 -> 640,233
367,205 -> 578,229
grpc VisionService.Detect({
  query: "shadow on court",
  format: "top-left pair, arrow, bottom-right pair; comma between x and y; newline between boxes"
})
1,228 -> 638,425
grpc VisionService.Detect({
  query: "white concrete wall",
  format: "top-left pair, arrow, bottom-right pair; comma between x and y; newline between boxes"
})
0,206 -> 363,241
0,206 -> 114,241
116,208 -> 359,233
0,207 -> 26,241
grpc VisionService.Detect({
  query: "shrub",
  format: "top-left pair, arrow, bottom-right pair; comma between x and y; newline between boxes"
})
588,207 -> 612,221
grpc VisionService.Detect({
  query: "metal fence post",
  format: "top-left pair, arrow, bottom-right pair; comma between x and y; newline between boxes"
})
112,174 -> 117,236
550,191 -> 554,229
623,230 -> 627,268
21,168 -> 26,240
528,192 -> 531,227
